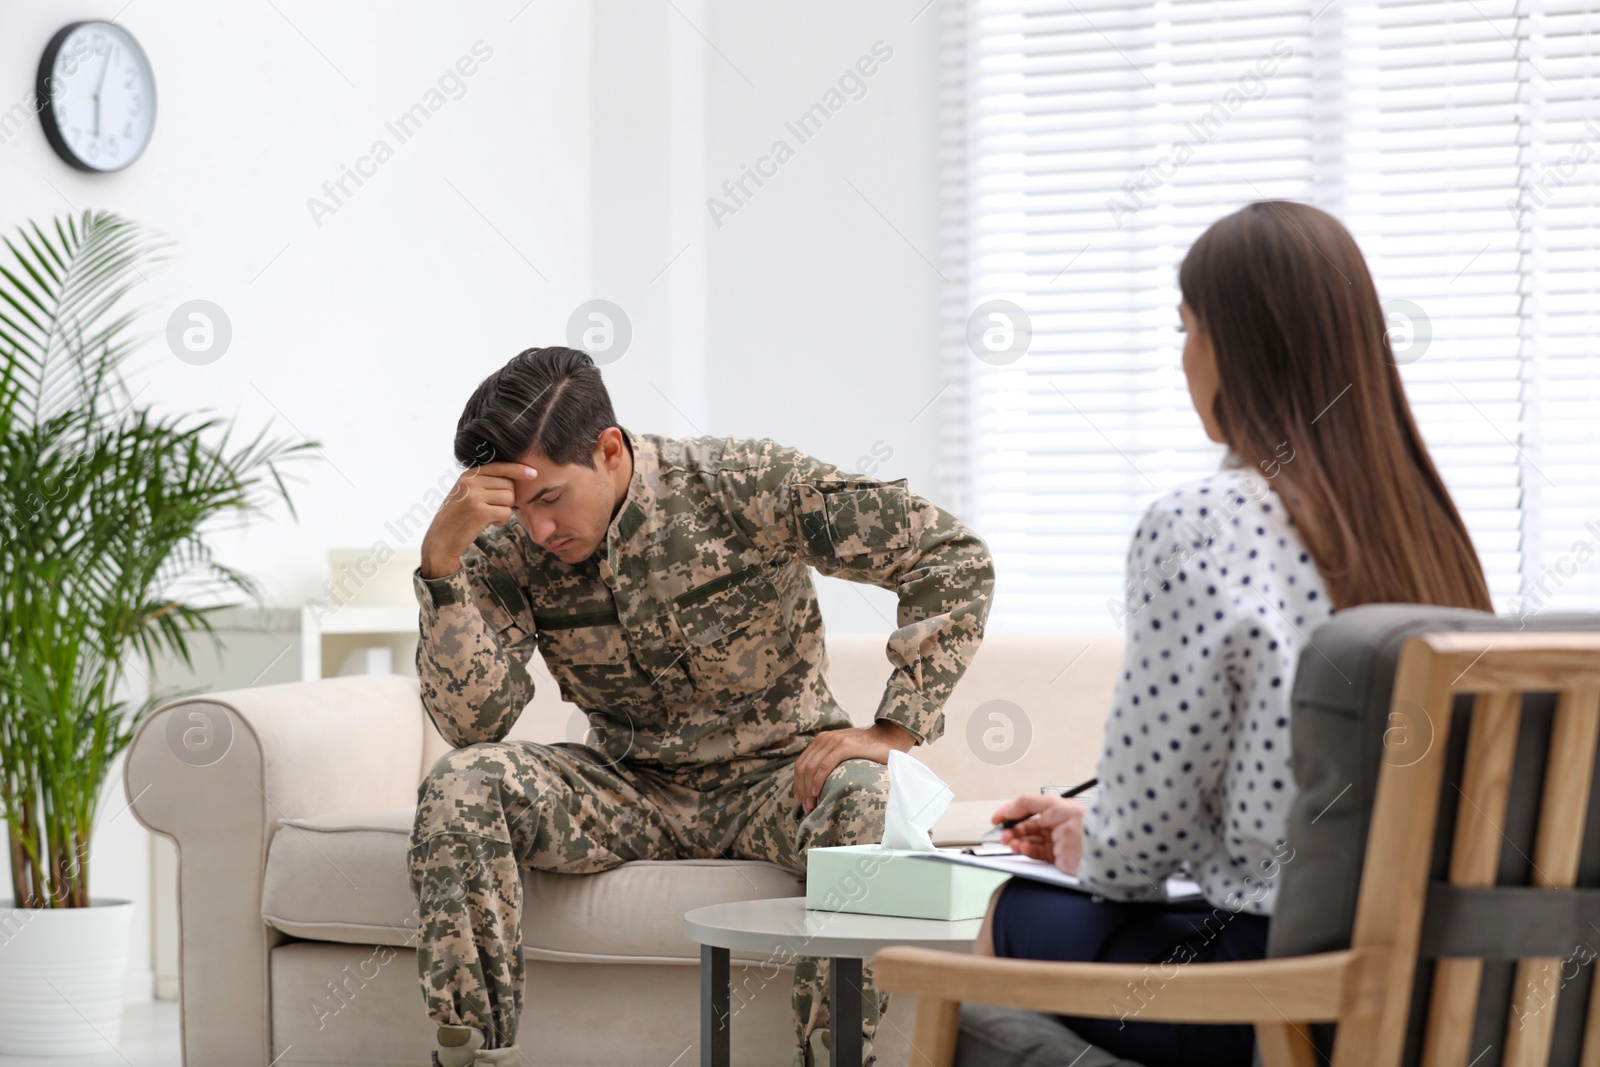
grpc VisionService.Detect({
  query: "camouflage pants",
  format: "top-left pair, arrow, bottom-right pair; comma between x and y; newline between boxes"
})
407,738 -> 891,1065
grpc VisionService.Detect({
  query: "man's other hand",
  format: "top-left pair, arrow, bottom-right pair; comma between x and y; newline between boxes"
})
792,720 -> 915,815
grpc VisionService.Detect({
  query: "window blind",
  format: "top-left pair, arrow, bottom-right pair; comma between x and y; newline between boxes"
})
950,0 -> 1600,631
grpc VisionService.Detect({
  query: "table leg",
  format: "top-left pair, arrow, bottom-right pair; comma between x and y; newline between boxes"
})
701,944 -> 730,1067
830,955 -> 864,1067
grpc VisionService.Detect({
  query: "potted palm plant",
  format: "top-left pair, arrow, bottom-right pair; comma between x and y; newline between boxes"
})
0,211 -> 318,1055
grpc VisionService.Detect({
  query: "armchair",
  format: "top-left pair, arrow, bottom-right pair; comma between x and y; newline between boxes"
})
877,606 -> 1600,1067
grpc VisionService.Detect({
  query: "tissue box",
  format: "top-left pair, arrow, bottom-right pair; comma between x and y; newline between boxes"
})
805,844 -> 1011,921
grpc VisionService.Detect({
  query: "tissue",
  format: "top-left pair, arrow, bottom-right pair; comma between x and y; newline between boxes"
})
804,750 -> 1009,920
880,749 -> 954,851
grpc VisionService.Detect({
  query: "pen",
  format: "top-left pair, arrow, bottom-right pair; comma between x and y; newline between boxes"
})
981,777 -> 1098,838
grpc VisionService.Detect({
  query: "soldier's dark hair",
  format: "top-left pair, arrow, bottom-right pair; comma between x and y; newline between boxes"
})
453,346 -> 618,470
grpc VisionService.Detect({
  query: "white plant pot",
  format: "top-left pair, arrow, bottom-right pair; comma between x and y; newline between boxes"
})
0,897 -> 133,1056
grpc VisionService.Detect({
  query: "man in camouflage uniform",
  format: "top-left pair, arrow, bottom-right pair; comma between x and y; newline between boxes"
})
409,346 -> 993,1067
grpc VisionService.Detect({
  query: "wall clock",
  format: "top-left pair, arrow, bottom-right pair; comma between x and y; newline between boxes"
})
36,21 -> 156,172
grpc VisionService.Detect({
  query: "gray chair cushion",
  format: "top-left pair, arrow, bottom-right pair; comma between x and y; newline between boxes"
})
956,1004 -> 1144,1066
1270,603 -> 1600,1066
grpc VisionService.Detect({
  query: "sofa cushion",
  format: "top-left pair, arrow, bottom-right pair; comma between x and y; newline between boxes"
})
262,799 -> 1009,962
261,809 -> 802,963
515,857 -> 804,963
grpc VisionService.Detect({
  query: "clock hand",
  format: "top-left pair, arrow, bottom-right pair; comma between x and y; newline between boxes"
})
93,46 -> 113,137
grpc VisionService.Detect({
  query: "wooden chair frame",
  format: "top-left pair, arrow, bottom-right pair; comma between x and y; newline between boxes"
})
874,631 -> 1600,1067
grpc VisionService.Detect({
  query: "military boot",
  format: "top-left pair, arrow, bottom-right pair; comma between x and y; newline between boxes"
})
433,1024 -> 521,1067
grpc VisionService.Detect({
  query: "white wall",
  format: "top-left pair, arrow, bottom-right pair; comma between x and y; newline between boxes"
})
699,1 -> 945,630
583,0 -> 947,632
0,0 -> 947,1002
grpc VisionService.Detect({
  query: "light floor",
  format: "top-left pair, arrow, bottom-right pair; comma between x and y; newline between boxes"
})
0,1000 -> 181,1067
0,1002 -> 835,1065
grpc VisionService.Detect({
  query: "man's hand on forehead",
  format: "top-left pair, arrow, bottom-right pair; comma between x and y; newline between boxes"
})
471,461 -> 539,482
445,460 -> 537,491
420,461 -> 540,579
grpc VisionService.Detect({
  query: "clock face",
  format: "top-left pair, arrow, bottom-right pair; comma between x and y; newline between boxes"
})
38,21 -> 156,172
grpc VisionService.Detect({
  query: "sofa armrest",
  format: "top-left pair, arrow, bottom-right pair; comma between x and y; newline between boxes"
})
124,673 -> 427,1067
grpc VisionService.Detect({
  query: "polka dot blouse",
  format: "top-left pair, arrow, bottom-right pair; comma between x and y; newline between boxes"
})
1077,465 -> 1333,916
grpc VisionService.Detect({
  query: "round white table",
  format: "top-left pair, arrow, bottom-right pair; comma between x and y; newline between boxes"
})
683,897 -> 982,1067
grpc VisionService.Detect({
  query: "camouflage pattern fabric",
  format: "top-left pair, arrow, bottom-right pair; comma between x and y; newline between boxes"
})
409,742 -> 889,1063
409,430 -> 994,1064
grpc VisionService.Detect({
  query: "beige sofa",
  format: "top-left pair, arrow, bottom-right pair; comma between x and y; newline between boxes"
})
125,632 -> 1123,1067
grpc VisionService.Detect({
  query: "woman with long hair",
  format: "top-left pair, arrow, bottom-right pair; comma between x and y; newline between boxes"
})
970,201 -> 1493,1067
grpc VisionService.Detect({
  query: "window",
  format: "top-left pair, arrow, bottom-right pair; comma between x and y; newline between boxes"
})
945,0 -> 1600,630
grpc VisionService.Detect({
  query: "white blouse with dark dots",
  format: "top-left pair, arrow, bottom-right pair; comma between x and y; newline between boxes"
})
1076,465 -> 1333,916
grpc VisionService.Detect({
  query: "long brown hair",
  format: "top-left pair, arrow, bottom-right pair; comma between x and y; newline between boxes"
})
1178,201 -> 1492,612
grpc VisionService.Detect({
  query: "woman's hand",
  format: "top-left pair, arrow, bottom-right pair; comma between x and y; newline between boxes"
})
990,794 -> 1086,875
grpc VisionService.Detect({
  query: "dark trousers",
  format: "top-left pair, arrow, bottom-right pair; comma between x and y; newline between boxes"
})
990,878 -> 1271,1067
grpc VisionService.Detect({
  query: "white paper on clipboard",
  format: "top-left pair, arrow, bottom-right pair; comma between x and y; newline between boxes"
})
912,849 -> 1205,902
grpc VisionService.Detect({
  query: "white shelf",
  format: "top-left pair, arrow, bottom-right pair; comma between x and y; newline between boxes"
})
300,603 -> 421,681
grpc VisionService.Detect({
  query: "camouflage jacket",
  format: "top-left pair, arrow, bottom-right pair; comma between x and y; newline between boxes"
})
412,429 -> 994,775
